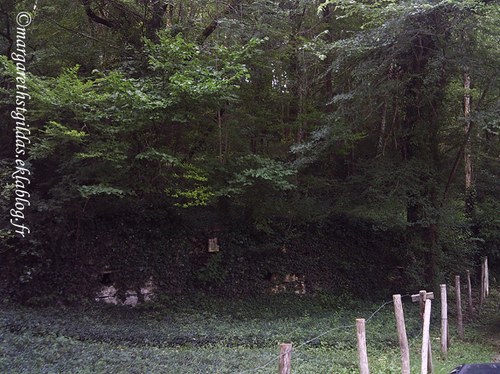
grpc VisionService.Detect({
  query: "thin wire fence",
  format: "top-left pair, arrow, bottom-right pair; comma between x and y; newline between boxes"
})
232,294 -> 424,374
234,323 -> 357,374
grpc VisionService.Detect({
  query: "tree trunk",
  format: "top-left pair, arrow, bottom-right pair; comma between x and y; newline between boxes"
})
401,31 -> 443,286
464,71 -> 474,218
323,5 -> 334,114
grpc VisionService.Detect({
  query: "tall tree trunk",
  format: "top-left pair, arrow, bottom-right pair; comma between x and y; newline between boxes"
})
296,45 -> 307,144
402,32 -> 443,286
464,71 -> 474,218
323,5 -> 334,114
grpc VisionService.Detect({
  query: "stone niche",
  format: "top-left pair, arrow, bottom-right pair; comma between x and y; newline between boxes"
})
95,278 -> 155,307
270,273 -> 306,294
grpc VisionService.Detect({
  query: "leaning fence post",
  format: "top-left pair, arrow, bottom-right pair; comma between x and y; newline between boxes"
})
485,257 -> 489,298
356,318 -> 370,374
393,294 -> 410,374
440,284 -> 448,359
412,290 -> 434,372
466,270 -> 473,319
455,275 -> 463,339
421,299 -> 432,374
278,343 -> 292,374
481,257 -> 489,305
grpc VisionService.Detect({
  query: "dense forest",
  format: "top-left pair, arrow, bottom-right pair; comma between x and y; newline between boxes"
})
1,0 -> 500,304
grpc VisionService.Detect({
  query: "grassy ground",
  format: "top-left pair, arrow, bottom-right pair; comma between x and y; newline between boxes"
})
0,289 -> 498,374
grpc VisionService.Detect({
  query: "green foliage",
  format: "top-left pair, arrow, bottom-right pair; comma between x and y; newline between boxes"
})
196,252 -> 227,289
145,30 -> 257,102
77,184 -> 128,199
168,164 -> 215,208
220,154 -> 296,196
475,200 -> 500,262
134,148 -> 179,165
2,0 -> 500,302
0,161 -> 15,251
1,291 -> 500,373
30,121 -> 87,160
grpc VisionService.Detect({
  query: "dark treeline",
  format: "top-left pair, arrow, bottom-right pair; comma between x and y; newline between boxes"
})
1,0 -> 500,304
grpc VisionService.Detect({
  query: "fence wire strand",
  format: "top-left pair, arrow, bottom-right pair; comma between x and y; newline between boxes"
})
232,295 -> 413,374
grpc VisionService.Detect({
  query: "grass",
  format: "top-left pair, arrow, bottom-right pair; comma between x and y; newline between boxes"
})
0,289 -> 498,374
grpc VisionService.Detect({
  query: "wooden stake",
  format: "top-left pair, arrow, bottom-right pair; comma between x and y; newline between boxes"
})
480,257 -> 490,306
419,290 -> 426,321
411,290 -> 434,372
278,343 -> 292,374
481,260 -> 485,305
356,319 -> 370,374
440,284 -> 448,359
480,257 -> 489,305
455,276 -> 463,339
466,270 -> 473,319
421,299 -> 432,374
393,295 -> 411,374
485,257 -> 489,297
412,290 -> 434,323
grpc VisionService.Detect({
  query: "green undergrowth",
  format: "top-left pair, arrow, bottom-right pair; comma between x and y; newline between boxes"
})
0,290 -> 498,373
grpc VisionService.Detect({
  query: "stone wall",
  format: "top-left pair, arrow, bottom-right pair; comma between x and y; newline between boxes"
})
95,279 -> 155,306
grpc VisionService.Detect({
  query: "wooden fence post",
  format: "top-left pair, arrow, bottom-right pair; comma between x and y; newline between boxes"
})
481,257 -> 489,305
481,260 -> 485,305
440,284 -> 448,359
421,299 -> 432,374
393,294 -> 411,374
278,343 -> 292,374
485,257 -> 489,297
466,270 -> 473,319
412,290 -> 434,372
356,318 -> 370,374
455,275 -> 463,339
418,290 -> 427,321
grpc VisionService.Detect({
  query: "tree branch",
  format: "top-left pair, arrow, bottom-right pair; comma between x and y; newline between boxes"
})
81,0 -> 117,29
46,16 -> 121,50
197,0 -> 237,44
